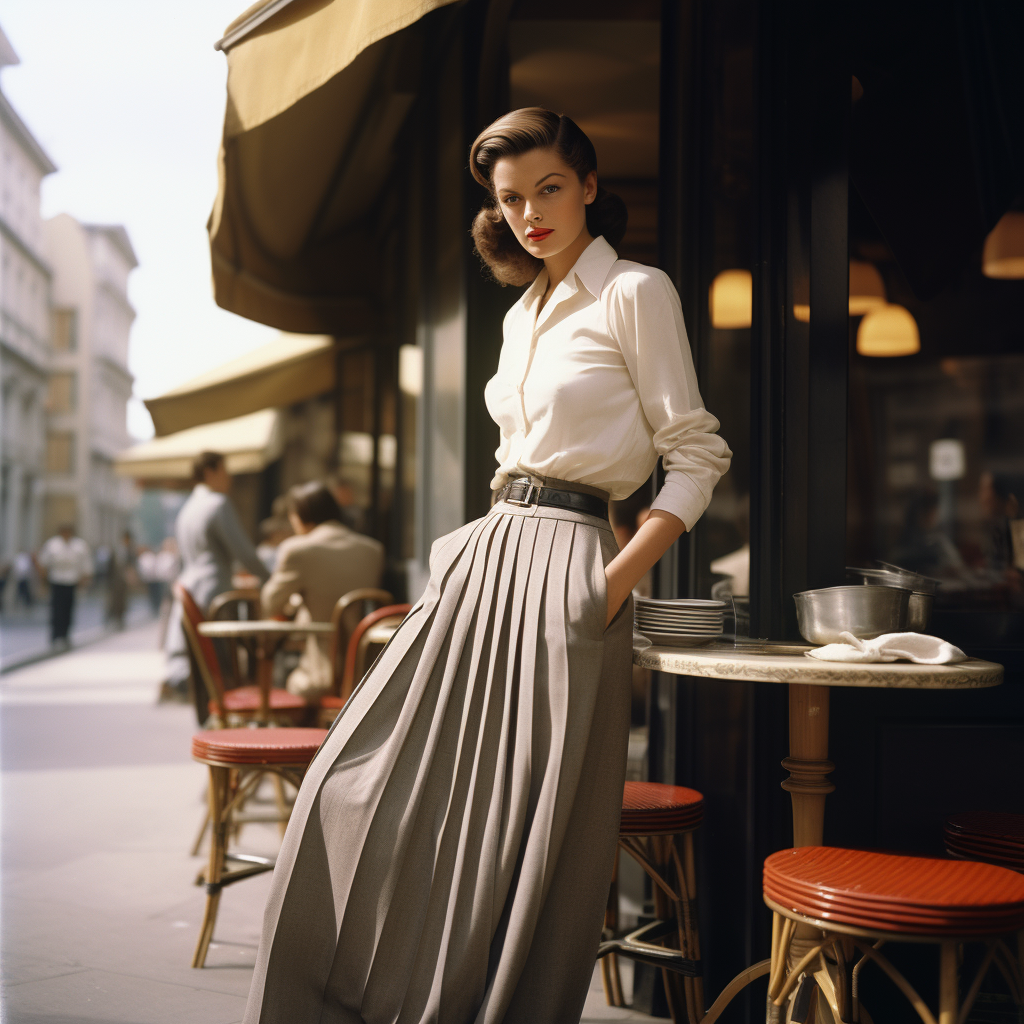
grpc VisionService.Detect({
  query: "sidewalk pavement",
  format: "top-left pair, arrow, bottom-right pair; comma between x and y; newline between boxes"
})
1,619 -> 660,1024
1,592 -> 155,673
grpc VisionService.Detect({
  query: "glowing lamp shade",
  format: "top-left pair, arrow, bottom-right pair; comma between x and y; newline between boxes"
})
848,260 -> 887,314
856,304 -> 920,357
709,269 -> 752,328
982,211 -> 1024,279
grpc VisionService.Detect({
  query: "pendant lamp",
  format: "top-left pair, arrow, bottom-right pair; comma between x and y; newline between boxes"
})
982,212 -> 1024,279
709,269 -> 752,328
856,304 -> 920,357
848,260 -> 887,314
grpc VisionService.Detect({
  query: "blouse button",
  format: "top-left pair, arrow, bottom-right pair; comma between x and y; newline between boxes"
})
517,384 -> 524,394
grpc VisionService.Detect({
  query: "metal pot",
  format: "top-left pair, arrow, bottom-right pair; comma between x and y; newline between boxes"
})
793,585 -> 910,645
846,565 -> 938,632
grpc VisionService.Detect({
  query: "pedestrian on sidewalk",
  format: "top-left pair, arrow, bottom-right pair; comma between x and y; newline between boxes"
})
162,451 -> 269,705
105,530 -> 136,629
14,551 -> 35,609
34,524 -> 92,649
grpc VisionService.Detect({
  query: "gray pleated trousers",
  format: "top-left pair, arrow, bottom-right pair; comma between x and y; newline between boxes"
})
243,494 -> 633,1024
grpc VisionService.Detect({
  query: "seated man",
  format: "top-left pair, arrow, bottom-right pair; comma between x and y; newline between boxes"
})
262,482 -> 385,701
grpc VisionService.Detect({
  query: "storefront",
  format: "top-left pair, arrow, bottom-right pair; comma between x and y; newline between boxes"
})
208,0 -> 1024,1013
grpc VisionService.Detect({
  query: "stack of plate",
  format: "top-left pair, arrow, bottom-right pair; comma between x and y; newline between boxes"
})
764,846 -> 1024,936
634,597 -> 725,647
945,812 -> 1024,873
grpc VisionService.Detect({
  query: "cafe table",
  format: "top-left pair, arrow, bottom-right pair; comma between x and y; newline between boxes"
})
633,639 -> 1004,1021
197,619 -> 335,724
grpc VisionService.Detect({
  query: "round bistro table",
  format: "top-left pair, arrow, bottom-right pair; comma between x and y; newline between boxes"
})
633,640 -> 1004,1022
198,620 -> 335,723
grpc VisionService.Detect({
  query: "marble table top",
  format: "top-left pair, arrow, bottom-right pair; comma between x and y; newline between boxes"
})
634,641 -> 1003,689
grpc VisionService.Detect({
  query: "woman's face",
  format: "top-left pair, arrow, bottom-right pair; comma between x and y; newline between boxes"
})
491,147 -> 597,261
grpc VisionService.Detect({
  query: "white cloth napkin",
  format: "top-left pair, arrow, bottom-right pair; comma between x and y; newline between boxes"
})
806,631 -> 967,665
633,629 -> 652,651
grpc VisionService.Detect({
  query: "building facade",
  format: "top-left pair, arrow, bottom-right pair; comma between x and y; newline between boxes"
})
42,215 -> 137,547
0,31 -> 56,565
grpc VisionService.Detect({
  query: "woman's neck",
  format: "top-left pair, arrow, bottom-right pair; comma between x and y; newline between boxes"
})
541,227 -> 595,298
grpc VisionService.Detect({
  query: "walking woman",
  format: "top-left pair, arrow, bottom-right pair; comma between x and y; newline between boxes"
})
243,108 -> 731,1024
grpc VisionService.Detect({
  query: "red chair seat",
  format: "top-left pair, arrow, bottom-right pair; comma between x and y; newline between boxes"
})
211,685 -> 306,714
318,695 -> 346,709
945,812 -> 1024,871
192,728 -> 328,766
620,782 -> 703,835
764,847 -> 1024,936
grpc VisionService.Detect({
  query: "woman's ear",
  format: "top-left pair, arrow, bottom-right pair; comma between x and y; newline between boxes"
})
583,170 -> 598,205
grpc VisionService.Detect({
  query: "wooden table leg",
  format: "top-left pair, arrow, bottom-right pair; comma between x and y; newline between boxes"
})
782,683 -> 834,848
782,683 -> 836,1002
256,639 -> 273,724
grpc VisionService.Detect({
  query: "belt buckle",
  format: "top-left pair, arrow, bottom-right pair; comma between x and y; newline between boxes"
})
505,481 -> 536,508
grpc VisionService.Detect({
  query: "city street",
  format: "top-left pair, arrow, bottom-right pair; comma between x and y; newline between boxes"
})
1,592 -> 155,673
1,619 -> 658,1024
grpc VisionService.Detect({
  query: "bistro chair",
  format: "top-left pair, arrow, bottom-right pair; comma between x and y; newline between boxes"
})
317,602 -> 411,727
326,589 -> 394,692
191,727 -> 327,967
944,811 -> 1024,874
598,782 -> 706,1024
763,846 -> 1024,1023
207,588 -> 261,687
174,582 -> 306,728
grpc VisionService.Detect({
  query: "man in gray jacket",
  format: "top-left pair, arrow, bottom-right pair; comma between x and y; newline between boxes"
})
162,451 -> 269,703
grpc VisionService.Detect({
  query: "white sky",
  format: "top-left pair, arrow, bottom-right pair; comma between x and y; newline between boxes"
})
1,0 -> 277,441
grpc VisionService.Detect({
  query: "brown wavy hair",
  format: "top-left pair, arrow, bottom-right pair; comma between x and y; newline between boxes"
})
469,108 -> 627,286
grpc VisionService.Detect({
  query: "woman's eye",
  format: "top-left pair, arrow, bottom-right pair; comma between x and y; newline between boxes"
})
542,185 -> 559,194
503,196 -> 520,205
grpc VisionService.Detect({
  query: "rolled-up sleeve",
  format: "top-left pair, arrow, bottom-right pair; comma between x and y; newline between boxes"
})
610,270 -> 732,530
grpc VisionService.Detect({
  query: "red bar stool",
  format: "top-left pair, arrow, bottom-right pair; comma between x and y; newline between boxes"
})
190,727 -> 327,967
599,781 -> 705,1024
945,812 -> 1024,873
763,846 -> 1024,1023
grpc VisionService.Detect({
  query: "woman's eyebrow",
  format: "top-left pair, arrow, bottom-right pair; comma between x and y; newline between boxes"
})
534,172 -> 566,186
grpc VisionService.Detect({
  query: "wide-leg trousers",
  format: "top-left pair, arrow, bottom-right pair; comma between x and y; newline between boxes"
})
243,493 -> 633,1024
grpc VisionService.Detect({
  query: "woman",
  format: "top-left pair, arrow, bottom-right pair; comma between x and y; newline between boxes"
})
243,108 -> 731,1024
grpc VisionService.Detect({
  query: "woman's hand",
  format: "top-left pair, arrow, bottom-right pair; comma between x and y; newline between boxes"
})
604,509 -> 688,628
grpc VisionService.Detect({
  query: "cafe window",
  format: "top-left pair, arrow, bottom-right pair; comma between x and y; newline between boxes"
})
847,188 -> 1024,650
45,431 -> 75,474
47,372 -> 76,414
52,308 -> 77,351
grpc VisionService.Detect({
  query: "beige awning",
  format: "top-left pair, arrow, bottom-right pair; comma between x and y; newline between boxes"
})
209,0 -> 460,333
115,409 -> 283,482
144,332 -> 335,437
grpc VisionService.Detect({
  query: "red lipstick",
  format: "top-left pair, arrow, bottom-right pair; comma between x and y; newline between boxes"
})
526,228 -> 553,241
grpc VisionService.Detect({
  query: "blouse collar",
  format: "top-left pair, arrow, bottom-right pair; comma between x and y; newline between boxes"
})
520,234 -> 619,312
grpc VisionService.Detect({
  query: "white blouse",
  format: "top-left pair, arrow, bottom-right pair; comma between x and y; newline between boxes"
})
484,236 -> 732,530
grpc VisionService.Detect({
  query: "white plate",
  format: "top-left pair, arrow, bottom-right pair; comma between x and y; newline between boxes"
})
636,611 -> 724,622
636,624 -> 723,634
635,598 -> 726,609
638,630 -> 719,647
634,614 -> 724,622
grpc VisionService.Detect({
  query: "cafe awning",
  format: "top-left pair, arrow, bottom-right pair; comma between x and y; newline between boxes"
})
209,0 -> 460,333
115,409 -> 283,482
144,332 -> 335,437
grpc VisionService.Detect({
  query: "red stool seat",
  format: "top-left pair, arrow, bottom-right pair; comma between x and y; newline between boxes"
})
192,728 -> 327,766
212,685 -> 306,715
620,781 -> 703,835
764,847 -> 1024,936
945,812 -> 1024,872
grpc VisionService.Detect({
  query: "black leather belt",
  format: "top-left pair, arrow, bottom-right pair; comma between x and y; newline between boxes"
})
499,478 -> 608,520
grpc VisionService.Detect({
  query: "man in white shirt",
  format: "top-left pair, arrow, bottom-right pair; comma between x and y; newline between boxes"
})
35,524 -> 93,648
